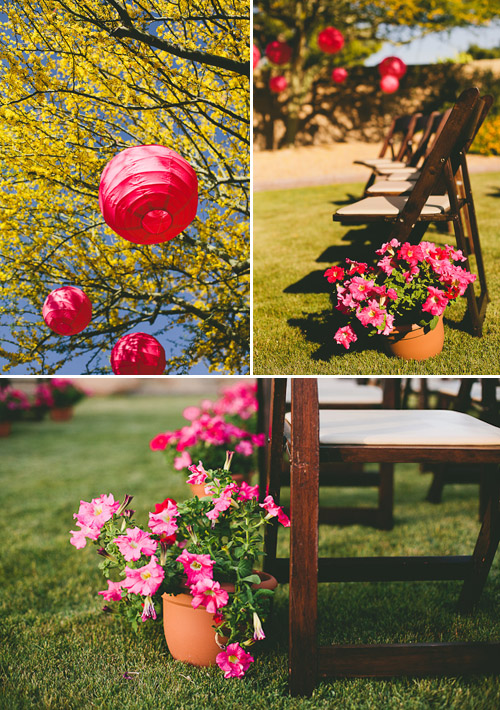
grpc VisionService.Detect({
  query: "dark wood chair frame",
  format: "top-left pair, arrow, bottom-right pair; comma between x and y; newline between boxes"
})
263,378 -> 500,696
333,88 -> 493,336
258,378 -> 400,533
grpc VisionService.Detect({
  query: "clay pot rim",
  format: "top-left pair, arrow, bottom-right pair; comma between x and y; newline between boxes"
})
162,570 -> 278,606
385,313 -> 444,342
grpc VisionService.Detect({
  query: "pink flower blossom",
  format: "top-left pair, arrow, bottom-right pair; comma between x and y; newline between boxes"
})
251,433 -> 266,447
324,265 -> 345,283
260,495 -> 290,527
377,255 -> 395,275
378,312 -> 395,336
375,238 -> 400,256
122,558 -> 165,596
148,500 -> 179,536
98,580 -> 124,601
174,450 -> 192,470
216,643 -> 255,679
348,276 -> 375,300
206,484 -> 237,522
235,440 -> 253,456
141,595 -> 157,622
422,286 -> 449,316
69,521 -> 101,548
190,579 -> 229,614
237,481 -> 259,501
186,461 -> 208,485
149,433 -> 173,451
398,243 -> 424,267
183,406 -> 201,421
253,611 -> 266,641
345,259 -> 368,275
334,325 -> 357,349
356,300 -> 386,328
176,550 -> 215,584
74,494 -> 121,530
403,265 -> 420,283
113,527 -> 158,562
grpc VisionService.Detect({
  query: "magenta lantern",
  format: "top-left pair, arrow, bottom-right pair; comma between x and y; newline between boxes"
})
378,56 -> 407,79
42,286 -> 92,336
265,40 -> 292,65
380,75 -> 399,94
331,67 -> 348,84
318,27 -> 344,54
253,44 -> 261,70
110,333 -> 166,375
269,76 -> 288,93
99,145 -> 198,245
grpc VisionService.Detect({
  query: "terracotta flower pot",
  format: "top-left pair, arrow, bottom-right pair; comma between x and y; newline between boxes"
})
0,421 -> 12,437
189,471 -> 254,498
161,571 -> 278,667
50,406 -> 74,422
385,314 -> 444,361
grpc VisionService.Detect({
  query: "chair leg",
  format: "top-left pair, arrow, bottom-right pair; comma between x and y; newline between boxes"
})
377,463 -> 394,530
458,466 -> 500,613
426,466 -> 445,503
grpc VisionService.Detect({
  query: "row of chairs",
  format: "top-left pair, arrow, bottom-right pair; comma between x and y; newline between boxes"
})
257,378 -> 500,695
332,87 -> 492,337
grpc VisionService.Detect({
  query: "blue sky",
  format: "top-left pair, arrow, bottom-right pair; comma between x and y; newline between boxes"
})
365,21 -> 500,66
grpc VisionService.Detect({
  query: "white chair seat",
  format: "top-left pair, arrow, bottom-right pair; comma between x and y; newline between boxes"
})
437,381 -> 500,403
376,165 -> 420,176
366,180 -> 416,195
336,194 -> 450,217
286,378 -> 383,406
355,158 -> 408,168
285,409 -> 500,447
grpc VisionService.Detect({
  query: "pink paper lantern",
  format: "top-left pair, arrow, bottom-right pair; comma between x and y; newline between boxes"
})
331,67 -> 348,84
253,45 -> 261,70
318,27 -> 344,54
99,145 -> 198,245
269,76 -> 288,93
110,333 -> 166,375
380,75 -> 399,94
265,40 -> 292,65
42,286 -> 92,335
378,56 -> 407,79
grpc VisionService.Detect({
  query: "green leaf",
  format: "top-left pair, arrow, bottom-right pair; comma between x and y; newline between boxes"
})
241,574 -> 261,584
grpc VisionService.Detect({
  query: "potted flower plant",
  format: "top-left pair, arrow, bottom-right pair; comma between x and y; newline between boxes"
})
70,453 -> 289,679
45,378 -> 86,420
0,385 -> 31,436
28,382 -> 55,421
325,239 -> 477,360
150,382 -> 265,493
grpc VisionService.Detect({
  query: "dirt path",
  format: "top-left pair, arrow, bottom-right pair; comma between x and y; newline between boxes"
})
253,142 -> 500,192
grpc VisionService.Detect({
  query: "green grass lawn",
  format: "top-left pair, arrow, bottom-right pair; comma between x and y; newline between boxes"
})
2,395 -> 500,709
253,173 -> 500,374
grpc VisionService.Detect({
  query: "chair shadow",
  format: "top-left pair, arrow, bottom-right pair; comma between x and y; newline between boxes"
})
486,187 -> 500,199
284,270 -> 331,294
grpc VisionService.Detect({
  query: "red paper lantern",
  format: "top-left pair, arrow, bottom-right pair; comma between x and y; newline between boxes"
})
331,67 -> 348,84
265,40 -> 292,65
110,333 -> 166,375
318,27 -> 344,54
269,76 -> 288,93
380,75 -> 399,94
378,56 -> 407,79
253,45 -> 261,70
42,286 -> 92,335
99,145 -> 198,246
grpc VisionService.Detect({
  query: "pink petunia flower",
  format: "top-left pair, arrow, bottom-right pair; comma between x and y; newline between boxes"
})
253,611 -> 266,641
422,286 -> 449,316
206,484 -> 237,522
113,527 -> 158,562
149,433 -> 173,451
186,461 -> 208,485
375,238 -> 400,256
348,276 -> 375,300
235,440 -> 253,456
74,493 -> 121,530
216,643 -> 255,679
183,406 -> 202,421
397,243 -> 424,267
69,521 -> 101,549
98,579 -> 124,601
174,450 -> 192,470
176,550 -> 215,584
356,299 -> 386,329
148,500 -> 179,536
260,495 -> 290,527
334,325 -> 357,349
345,259 -> 368,275
190,579 -> 229,614
377,255 -> 395,276
377,312 -> 395,336
122,558 -> 165,596
324,265 -> 345,283
141,595 -> 157,622
237,481 -> 259,501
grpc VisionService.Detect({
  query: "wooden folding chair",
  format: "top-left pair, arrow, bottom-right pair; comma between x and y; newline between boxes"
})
259,378 -> 400,534
333,88 -> 492,336
263,377 -> 500,696
354,112 -> 424,170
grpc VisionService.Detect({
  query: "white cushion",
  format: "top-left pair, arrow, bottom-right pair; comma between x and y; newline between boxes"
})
285,409 -> 500,447
356,158 -> 408,168
387,171 -> 420,181
437,381 -> 500,403
366,181 -> 416,195
336,194 -> 450,217
377,165 -> 419,176
286,378 -> 383,405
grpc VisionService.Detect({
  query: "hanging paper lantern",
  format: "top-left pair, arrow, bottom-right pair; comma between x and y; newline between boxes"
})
318,27 -> 344,54
42,286 -> 92,336
331,67 -> 348,84
269,76 -> 288,93
380,75 -> 399,94
99,145 -> 198,246
378,56 -> 407,79
253,45 -> 261,70
110,333 -> 166,375
265,40 -> 292,65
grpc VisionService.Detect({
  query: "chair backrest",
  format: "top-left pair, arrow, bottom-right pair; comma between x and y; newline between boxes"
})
407,109 -> 452,167
378,113 -> 423,162
386,88 -> 491,243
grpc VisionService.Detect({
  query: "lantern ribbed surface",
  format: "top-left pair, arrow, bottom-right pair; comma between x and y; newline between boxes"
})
42,286 -> 92,336
99,145 -> 198,245
318,27 -> 344,54
110,332 -> 166,375
265,41 -> 292,65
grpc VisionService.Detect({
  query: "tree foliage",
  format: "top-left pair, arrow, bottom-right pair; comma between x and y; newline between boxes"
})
0,0 -> 250,374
